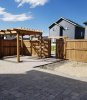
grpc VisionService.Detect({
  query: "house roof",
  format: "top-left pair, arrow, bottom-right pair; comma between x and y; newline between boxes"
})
84,21 -> 87,25
49,17 -> 84,29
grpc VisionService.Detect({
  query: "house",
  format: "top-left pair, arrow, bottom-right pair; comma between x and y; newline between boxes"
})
49,17 -> 85,39
43,36 -> 48,39
4,35 -> 16,40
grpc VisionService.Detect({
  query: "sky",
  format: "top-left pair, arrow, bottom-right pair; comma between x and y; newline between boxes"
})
0,0 -> 87,36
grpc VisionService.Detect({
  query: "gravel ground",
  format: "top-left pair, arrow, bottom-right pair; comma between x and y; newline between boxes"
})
39,60 -> 87,78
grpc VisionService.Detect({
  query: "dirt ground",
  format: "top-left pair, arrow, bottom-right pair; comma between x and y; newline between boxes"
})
39,60 -> 87,78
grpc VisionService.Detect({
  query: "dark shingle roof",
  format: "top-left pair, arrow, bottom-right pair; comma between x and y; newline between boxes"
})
49,17 -> 84,29
84,21 -> 87,25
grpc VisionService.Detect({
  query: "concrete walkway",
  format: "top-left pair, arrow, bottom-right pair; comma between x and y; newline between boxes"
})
0,56 -> 87,100
0,56 -> 58,74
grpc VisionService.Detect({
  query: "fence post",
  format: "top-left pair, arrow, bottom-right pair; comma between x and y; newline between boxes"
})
64,37 -> 67,59
48,38 -> 51,57
56,39 -> 58,59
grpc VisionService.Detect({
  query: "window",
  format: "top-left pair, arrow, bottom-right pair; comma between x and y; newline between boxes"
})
53,28 -> 55,31
81,32 -> 83,37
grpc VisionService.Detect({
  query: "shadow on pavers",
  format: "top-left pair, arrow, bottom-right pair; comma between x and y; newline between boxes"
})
0,70 -> 87,99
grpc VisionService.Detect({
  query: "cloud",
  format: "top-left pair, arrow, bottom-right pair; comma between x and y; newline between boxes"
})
0,7 -> 32,22
15,0 -> 48,8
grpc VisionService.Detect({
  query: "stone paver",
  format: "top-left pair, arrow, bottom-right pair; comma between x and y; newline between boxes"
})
0,70 -> 87,100
0,56 -> 87,99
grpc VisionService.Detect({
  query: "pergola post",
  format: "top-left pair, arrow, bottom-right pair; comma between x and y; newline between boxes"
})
17,33 -> 20,62
21,35 -> 23,56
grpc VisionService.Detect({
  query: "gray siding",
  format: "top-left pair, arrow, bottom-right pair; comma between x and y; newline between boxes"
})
85,26 -> 87,39
49,25 -> 60,37
59,20 -> 75,39
49,20 -> 75,39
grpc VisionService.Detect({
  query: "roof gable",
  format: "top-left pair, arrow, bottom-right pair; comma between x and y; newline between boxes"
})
49,17 -> 84,29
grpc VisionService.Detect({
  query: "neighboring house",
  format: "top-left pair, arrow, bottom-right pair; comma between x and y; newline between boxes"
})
0,35 -> 15,40
4,35 -> 40,40
4,35 -> 16,40
43,36 -> 48,39
49,17 -> 85,39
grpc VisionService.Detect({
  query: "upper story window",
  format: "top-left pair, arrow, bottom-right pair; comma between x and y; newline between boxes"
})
53,28 -> 55,31
81,32 -> 83,37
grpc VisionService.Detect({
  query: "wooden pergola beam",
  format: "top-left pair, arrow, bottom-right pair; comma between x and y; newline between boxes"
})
0,32 -> 5,35
13,28 -> 42,35
0,28 -> 42,36
13,28 -> 42,32
7,29 -> 17,34
0,30 -> 17,35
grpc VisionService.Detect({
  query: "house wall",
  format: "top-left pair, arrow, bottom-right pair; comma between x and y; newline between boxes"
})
49,25 -> 60,37
49,20 -> 75,39
4,35 -> 16,40
75,27 -> 85,39
85,26 -> 87,39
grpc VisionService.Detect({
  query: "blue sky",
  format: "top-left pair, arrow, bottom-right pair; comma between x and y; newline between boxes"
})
0,0 -> 87,35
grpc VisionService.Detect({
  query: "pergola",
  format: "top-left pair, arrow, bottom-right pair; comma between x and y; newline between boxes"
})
0,28 -> 42,62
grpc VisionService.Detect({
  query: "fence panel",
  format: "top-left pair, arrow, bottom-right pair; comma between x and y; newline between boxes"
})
23,39 -> 51,58
41,39 -> 51,58
65,39 -> 87,62
0,40 -> 19,58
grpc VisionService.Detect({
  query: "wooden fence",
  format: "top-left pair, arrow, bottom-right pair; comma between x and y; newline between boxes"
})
0,39 -> 51,58
56,39 -> 87,62
65,39 -> 87,62
0,40 -> 19,57
1,38 -> 87,62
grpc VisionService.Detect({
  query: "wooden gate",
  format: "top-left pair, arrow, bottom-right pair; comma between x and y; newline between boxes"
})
56,38 -> 64,59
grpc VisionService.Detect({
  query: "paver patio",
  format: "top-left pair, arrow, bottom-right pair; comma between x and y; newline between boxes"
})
0,56 -> 87,100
